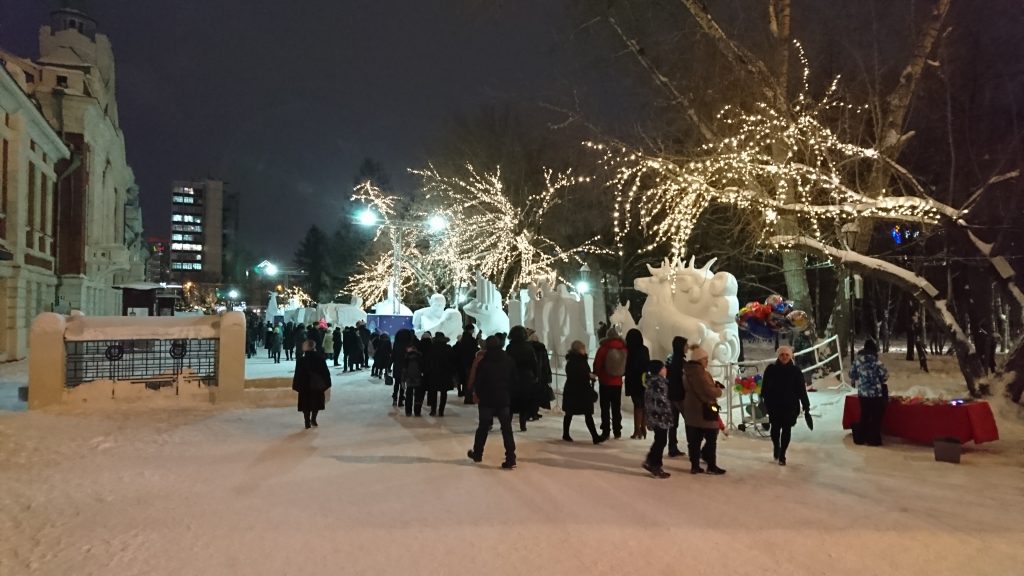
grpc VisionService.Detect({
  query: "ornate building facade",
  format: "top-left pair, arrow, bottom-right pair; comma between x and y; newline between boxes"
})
0,6 -> 146,358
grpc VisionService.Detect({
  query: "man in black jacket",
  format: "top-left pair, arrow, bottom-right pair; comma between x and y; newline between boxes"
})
467,337 -> 517,469
453,324 -> 479,403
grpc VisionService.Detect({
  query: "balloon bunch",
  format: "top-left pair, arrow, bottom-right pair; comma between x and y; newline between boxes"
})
733,374 -> 762,396
737,294 -> 810,337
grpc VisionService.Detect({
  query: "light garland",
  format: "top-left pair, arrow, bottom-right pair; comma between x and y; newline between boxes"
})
594,61 -> 956,262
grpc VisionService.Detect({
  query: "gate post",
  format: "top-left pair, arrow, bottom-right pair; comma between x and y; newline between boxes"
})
215,311 -> 246,403
28,313 -> 67,409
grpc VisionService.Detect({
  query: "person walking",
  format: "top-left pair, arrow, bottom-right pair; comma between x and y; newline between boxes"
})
850,339 -> 889,446
403,340 -> 426,416
283,323 -> 295,361
593,327 -> 628,440
342,327 -> 359,372
426,332 -> 456,416
506,326 -> 540,432
292,339 -> 331,429
642,360 -> 673,478
265,322 -> 275,359
357,321 -> 372,369
391,329 -> 412,407
270,324 -> 283,364
683,346 -> 726,475
760,346 -> 812,466
529,331 -> 553,420
454,325 -> 479,403
667,336 -> 689,457
322,324 -> 335,365
624,329 -> 650,440
561,340 -> 603,444
467,336 -> 517,469
331,327 -> 342,367
293,324 -> 306,361
374,332 -> 393,379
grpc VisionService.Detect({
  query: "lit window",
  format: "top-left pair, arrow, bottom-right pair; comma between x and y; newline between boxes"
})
172,195 -> 194,204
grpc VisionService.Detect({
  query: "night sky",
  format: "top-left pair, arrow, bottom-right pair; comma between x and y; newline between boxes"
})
0,0 -> 611,262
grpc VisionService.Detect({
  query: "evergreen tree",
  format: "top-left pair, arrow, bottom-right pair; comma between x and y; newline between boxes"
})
293,225 -> 331,302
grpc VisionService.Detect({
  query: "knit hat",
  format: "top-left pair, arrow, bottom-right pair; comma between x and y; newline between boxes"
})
689,346 -> 709,362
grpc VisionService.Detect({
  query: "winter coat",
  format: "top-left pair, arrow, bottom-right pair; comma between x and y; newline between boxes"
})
644,373 -> 672,430
465,349 -> 485,398
403,347 -> 425,388
761,360 -> 810,427
682,361 -> 723,429
344,329 -> 364,363
425,339 -> 457,392
562,351 -> 597,415
531,341 -> 553,409
270,328 -> 283,353
392,331 -> 412,375
332,329 -> 342,353
322,330 -> 335,354
264,327 -> 275,350
472,349 -> 515,408
667,354 -> 686,402
358,326 -> 372,350
593,336 -> 627,386
454,333 -> 479,384
850,352 -> 888,398
506,336 -> 540,414
292,351 -> 331,412
624,343 -> 650,398
374,337 -> 393,368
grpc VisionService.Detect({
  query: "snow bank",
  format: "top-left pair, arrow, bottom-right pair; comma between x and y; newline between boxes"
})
63,314 -> 221,341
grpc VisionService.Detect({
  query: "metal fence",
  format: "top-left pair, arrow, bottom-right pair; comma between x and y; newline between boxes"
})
65,339 -> 219,389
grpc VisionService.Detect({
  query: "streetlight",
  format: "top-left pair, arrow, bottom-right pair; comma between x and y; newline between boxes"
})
576,262 -> 592,294
264,263 -> 279,276
356,207 -> 450,315
841,223 -> 861,364
228,289 -> 239,300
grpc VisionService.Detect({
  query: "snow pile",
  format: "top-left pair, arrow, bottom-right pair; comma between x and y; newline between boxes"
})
63,314 -> 222,341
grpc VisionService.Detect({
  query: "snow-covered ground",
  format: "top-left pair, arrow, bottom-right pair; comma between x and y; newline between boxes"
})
1,353 -> 1022,575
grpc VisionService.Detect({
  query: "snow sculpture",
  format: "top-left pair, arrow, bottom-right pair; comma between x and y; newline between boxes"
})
371,287 -> 413,316
266,292 -> 281,321
319,297 -> 368,328
513,276 -> 596,372
463,273 -> 510,338
634,258 -> 739,380
609,301 -> 638,335
412,293 -> 463,338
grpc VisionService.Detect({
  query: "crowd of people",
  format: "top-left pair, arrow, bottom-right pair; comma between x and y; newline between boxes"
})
262,314 -> 889,478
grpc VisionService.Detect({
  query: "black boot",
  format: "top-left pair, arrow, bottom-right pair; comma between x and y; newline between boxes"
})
562,416 -> 573,442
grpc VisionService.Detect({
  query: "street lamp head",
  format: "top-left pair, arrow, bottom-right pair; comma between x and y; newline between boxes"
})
575,280 -> 591,295
264,263 -> 279,276
228,289 -> 239,299
357,209 -> 379,227
427,214 -> 447,233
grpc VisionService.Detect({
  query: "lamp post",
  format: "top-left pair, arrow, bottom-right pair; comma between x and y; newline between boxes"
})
576,262 -> 592,295
841,223 -> 861,364
356,208 -> 446,314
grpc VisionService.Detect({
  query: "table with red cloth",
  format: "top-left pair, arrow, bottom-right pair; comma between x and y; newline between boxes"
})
841,395 -> 999,445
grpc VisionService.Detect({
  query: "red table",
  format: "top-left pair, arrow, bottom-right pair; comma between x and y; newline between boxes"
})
842,395 -> 999,445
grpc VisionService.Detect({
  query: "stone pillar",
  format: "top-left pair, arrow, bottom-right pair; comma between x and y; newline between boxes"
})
28,312 -> 66,409
215,310 -> 246,403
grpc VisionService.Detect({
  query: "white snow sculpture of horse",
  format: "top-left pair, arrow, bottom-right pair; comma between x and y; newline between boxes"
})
464,273 -> 510,338
609,301 -> 638,335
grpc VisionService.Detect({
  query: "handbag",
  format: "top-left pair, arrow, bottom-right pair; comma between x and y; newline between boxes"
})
589,386 -> 599,403
385,374 -> 394,387
702,401 -> 720,421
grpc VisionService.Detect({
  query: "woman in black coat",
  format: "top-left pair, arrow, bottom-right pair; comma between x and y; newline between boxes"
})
561,340 -> 603,444
505,326 -> 540,432
292,339 -> 331,429
332,327 -> 342,367
624,328 -> 650,440
425,333 -> 456,416
391,329 -> 412,407
759,346 -> 811,466
529,332 -> 553,416
374,333 -> 393,378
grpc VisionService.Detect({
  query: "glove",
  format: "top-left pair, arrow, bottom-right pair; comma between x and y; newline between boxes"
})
804,411 -> 814,430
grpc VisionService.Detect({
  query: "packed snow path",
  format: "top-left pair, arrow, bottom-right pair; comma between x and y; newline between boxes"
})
1,359 -> 1022,576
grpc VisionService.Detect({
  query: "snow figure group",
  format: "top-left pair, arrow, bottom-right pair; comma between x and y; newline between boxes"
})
632,257 -> 740,380
509,275 -> 597,372
412,294 -> 463,338
319,297 -> 368,328
463,272 -> 510,338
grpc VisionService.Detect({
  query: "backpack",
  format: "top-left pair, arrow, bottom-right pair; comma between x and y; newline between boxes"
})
604,345 -> 627,377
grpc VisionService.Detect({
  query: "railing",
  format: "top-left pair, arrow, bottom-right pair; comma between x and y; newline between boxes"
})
65,338 -> 219,389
